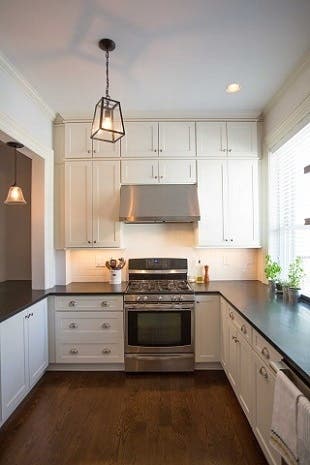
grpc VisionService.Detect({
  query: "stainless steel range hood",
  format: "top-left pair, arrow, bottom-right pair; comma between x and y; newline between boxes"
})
119,184 -> 200,223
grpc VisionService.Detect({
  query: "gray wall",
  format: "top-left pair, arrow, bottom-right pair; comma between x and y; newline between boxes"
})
0,142 -> 31,281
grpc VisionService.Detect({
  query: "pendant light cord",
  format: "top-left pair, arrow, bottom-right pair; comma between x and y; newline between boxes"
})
13,147 -> 17,186
105,50 -> 110,99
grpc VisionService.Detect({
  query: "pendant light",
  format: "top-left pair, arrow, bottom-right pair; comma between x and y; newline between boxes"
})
4,141 -> 27,205
91,38 -> 125,144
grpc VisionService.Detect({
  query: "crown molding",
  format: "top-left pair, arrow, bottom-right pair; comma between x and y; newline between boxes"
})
263,51 -> 310,115
0,51 -> 55,121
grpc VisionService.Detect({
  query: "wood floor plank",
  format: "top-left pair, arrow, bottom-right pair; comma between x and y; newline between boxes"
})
0,371 -> 267,465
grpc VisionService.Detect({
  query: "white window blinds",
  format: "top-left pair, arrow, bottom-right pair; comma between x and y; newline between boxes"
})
268,123 -> 310,294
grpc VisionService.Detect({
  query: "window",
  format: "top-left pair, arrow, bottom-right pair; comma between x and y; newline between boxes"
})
268,123 -> 310,295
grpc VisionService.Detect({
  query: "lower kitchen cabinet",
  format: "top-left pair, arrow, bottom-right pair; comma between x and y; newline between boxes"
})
195,295 -> 220,363
0,300 -> 48,423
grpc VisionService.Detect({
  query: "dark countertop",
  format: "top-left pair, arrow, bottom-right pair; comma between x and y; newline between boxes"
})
1,280 -> 309,384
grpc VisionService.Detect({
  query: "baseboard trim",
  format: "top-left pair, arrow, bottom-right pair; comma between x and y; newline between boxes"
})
195,362 -> 223,370
48,363 -> 125,371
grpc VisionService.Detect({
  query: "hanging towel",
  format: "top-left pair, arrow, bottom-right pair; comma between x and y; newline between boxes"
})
297,395 -> 310,465
270,370 -> 303,465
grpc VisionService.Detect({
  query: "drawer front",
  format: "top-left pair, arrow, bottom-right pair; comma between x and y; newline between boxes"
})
55,295 -> 123,311
55,311 -> 123,343
253,329 -> 281,364
56,342 -> 124,364
226,304 -> 252,343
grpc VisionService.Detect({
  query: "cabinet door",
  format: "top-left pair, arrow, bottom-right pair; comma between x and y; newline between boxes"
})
196,122 -> 227,157
195,296 -> 220,363
65,161 -> 93,247
220,300 -> 230,370
93,138 -> 120,158
227,160 -> 260,246
226,122 -> 258,157
159,122 -> 196,157
28,300 -> 48,389
65,123 -> 92,158
93,161 -> 120,247
238,335 -> 253,424
121,160 -> 158,184
253,354 -> 281,465
0,311 -> 28,421
158,159 -> 196,184
196,160 -> 228,246
227,322 -> 239,392
121,122 -> 158,157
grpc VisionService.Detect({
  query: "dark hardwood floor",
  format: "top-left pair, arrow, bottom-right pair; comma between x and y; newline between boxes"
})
0,371 -> 267,465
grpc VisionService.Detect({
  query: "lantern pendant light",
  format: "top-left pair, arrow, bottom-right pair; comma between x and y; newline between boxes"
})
4,141 -> 27,205
91,38 -> 125,143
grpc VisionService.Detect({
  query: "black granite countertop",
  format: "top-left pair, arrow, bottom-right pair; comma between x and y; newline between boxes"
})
1,280 -> 309,384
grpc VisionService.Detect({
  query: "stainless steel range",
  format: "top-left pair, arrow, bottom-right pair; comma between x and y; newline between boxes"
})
125,258 -> 194,372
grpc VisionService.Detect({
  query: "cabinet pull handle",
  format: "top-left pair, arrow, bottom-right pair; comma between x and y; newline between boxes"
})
228,149 -> 232,152
101,301 -> 108,307
230,239 -> 233,242
221,148 -> 226,152
88,240 -> 91,244
160,175 -> 163,179
259,366 -> 268,379
232,335 -> 237,341
229,311 -> 234,320
102,348 -> 111,354
93,150 -> 96,153
70,348 -> 79,354
69,300 -> 77,307
25,314 -> 29,319
159,149 -> 163,152
102,322 -> 111,329
93,240 -> 97,244
241,324 -> 247,334
69,322 -> 78,329
154,176 -> 158,179
87,150 -> 91,153
154,149 -> 157,153
261,347 -> 270,359
196,301 -> 200,304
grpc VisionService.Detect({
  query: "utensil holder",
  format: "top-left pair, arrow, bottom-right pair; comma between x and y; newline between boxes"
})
109,269 -> 121,284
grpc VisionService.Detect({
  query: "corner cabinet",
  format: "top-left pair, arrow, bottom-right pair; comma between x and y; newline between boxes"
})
196,159 -> 260,247
65,160 -> 120,248
0,300 -> 48,423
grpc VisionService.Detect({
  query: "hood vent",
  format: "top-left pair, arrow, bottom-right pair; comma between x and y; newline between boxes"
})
119,184 -> 200,223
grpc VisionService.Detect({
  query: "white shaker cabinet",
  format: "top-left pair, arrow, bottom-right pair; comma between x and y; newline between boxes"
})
197,121 -> 259,158
197,159 -> 260,247
121,159 -> 196,184
195,295 -> 220,363
0,300 -> 48,423
65,160 -> 121,248
121,121 -> 196,158
64,122 -> 120,159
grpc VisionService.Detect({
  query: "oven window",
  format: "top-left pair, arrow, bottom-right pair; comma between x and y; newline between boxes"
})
127,311 -> 191,347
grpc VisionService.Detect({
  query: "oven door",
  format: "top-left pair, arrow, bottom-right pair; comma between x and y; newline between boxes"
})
125,305 -> 194,354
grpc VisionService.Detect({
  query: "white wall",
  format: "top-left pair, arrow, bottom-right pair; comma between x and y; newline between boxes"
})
67,224 -> 258,282
0,51 -> 55,288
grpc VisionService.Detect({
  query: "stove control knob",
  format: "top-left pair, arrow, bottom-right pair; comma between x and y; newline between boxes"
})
136,296 -> 141,302
143,296 -> 148,301
173,295 -> 178,301
158,296 -> 163,301
180,295 -> 184,301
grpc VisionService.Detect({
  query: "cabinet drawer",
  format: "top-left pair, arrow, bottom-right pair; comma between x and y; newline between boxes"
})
55,311 -> 123,343
253,330 -> 281,364
56,342 -> 124,364
55,295 -> 123,311
226,304 -> 252,344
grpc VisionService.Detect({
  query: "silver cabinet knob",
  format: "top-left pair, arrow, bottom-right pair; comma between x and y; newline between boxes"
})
102,322 -> 111,329
221,148 -> 226,152
143,296 -> 148,301
154,176 -> 158,179
136,296 -> 141,301
159,149 -> 163,152
160,176 -> 163,179
259,366 -> 268,379
69,322 -> 78,329
102,348 -> 111,354
230,239 -> 233,242
70,348 -> 79,354
101,301 -> 108,307
228,149 -> 232,152
69,300 -> 77,307
261,347 -> 270,360
241,324 -> 247,334
154,149 -> 157,152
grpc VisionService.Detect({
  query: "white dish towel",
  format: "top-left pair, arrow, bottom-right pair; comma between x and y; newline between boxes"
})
297,395 -> 310,465
270,371 -> 303,465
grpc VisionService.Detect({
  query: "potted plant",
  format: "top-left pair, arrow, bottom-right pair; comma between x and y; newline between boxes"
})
281,280 -> 290,302
287,257 -> 305,304
264,255 -> 281,293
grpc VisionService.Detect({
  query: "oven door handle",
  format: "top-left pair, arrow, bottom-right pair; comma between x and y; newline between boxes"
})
125,306 -> 193,311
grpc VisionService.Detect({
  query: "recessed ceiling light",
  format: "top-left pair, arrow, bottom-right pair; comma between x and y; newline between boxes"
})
226,83 -> 241,93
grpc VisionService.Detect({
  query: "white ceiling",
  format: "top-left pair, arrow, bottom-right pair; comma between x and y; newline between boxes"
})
1,0 -> 310,118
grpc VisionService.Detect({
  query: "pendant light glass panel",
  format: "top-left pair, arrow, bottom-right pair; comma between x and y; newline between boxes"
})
4,185 -> 27,205
91,96 -> 125,143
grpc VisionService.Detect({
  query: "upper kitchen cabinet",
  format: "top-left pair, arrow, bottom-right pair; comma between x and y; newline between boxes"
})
64,122 -> 120,159
65,160 -> 121,248
121,122 -> 158,157
196,121 -> 259,158
121,159 -> 196,184
158,122 -> 196,157
120,121 -> 196,158
196,159 -> 260,247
